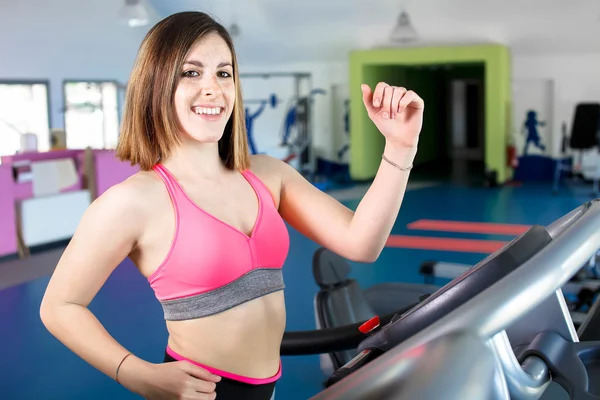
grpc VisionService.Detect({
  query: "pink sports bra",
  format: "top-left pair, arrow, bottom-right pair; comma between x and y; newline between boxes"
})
148,164 -> 290,321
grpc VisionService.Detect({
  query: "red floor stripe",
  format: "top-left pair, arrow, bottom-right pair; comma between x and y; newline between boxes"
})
407,219 -> 531,236
386,235 -> 508,254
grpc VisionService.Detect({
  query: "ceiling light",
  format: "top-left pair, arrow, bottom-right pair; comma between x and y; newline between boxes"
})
229,23 -> 241,37
390,10 -> 418,43
119,0 -> 149,28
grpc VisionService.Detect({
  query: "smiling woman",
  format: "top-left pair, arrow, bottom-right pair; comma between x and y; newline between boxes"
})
174,40 -> 236,144
39,10 -> 424,400
116,13 -> 249,173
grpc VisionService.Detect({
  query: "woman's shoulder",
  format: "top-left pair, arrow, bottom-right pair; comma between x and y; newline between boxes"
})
68,170 -> 165,248
247,154 -> 290,204
92,170 -> 166,219
247,154 -> 290,179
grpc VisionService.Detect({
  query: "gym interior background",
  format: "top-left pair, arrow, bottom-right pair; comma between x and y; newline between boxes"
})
1,0 -> 600,399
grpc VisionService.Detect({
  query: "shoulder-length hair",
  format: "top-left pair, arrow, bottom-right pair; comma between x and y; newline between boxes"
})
116,11 -> 249,171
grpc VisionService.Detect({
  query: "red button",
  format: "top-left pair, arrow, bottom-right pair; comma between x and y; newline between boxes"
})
359,316 -> 380,334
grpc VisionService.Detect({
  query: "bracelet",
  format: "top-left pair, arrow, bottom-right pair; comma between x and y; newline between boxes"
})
382,153 -> 413,171
115,353 -> 132,384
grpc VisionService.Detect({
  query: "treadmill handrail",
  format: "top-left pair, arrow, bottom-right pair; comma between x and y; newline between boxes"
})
311,199 -> 600,398
462,199 -> 599,339
312,331 -> 500,400
546,201 -> 591,238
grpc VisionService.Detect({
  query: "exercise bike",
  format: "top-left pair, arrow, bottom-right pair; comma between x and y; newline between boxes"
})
311,247 -> 437,376
280,199 -> 600,399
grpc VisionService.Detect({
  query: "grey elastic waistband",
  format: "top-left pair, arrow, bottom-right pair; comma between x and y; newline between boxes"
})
160,268 -> 285,321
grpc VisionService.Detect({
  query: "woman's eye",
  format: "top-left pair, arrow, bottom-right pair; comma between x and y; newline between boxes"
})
219,71 -> 232,78
183,70 -> 199,77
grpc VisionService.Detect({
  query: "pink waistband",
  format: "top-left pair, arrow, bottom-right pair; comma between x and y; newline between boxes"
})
165,346 -> 282,385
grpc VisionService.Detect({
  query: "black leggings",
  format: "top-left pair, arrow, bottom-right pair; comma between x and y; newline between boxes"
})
163,352 -> 276,400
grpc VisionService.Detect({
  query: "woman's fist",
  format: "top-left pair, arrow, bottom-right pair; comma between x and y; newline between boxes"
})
361,82 -> 424,148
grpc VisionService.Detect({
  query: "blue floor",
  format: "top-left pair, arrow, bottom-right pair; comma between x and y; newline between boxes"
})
0,181 -> 593,399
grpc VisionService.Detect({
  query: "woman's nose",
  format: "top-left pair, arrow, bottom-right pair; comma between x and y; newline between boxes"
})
201,76 -> 220,96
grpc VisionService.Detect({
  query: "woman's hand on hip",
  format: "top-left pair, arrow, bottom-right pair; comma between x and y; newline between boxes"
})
131,360 -> 222,399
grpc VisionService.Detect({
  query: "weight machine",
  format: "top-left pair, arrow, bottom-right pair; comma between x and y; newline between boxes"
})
553,103 -> 600,196
243,94 -> 280,155
240,72 -> 316,179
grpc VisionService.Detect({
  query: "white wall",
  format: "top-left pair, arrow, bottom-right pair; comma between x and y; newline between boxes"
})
2,0 -> 600,167
511,78 -> 553,157
512,52 -> 600,158
0,0 -> 156,130
242,51 -> 600,165
237,61 -> 349,164
0,0 -> 350,165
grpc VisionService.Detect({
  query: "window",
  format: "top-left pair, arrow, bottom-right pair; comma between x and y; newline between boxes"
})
63,80 -> 121,149
0,81 -> 51,161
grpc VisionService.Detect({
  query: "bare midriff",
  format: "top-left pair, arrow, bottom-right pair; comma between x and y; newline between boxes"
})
165,290 -> 286,378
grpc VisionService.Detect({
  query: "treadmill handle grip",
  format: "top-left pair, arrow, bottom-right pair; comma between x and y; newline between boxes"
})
280,302 -> 419,356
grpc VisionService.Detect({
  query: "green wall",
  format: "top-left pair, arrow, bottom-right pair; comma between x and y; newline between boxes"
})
348,44 -> 511,183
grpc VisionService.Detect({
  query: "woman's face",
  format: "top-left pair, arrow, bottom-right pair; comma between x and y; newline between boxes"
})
174,32 -> 236,144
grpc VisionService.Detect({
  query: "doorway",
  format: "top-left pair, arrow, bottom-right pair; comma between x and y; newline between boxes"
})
445,76 -> 486,184
450,79 -> 484,160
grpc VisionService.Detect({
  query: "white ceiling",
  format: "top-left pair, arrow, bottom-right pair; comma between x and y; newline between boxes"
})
144,0 -> 600,64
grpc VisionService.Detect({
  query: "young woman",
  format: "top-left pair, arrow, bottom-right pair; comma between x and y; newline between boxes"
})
39,11 -> 423,400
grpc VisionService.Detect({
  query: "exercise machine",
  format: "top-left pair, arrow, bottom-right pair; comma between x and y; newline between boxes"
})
239,72 -> 317,177
311,247 -> 437,376
280,199 -> 600,399
279,88 -> 326,174
244,94 -> 280,155
419,253 -> 600,327
553,103 -> 600,196
336,99 -> 350,162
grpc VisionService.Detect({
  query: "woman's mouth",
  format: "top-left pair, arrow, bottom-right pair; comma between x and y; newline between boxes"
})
191,106 -> 223,121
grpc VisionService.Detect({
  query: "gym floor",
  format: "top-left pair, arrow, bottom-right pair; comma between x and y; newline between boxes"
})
0,174 -> 591,399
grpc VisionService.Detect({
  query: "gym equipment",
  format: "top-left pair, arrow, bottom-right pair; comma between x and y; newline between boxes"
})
240,72 -> 317,177
324,224 -> 554,386
243,93 -> 281,155
569,104 -> 600,149
280,88 -> 326,179
312,247 -> 437,376
280,199 -> 600,399
337,99 -> 350,161
553,103 -> 600,195
316,330 -> 500,400
420,257 -> 600,293
280,89 -> 327,146
419,252 -> 600,327
244,93 -> 280,108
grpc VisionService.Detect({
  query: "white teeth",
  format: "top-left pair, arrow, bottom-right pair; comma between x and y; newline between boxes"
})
194,107 -> 221,115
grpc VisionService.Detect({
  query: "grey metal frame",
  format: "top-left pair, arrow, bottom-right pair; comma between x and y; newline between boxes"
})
310,199 -> 600,399
238,72 -> 316,177
489,331 -> 550,399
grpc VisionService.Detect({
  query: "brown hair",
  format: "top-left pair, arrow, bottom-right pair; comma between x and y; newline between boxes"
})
116,11 -> 249,171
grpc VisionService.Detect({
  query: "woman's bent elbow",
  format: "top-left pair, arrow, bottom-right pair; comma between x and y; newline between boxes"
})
39,298 -> 56,330
347,247 -> 382,264
39,296 -> 67,333
358,252 -> 381,264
